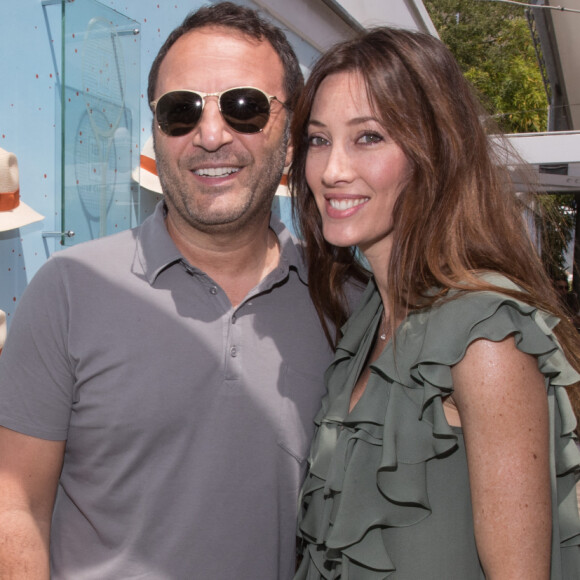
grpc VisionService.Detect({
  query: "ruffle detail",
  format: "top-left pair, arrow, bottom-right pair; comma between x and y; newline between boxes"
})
296,278 -> 580,579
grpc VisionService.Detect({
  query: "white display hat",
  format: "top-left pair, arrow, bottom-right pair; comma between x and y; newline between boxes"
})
276,172 -> 290,197
0,309 -> 6,352
132,136 -> 163,194
0,148 -> 44,232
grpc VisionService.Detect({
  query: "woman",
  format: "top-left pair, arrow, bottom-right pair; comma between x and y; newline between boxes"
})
290,28 -> 580,579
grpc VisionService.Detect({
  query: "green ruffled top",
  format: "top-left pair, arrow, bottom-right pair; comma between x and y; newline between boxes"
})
295,276 -> 580,579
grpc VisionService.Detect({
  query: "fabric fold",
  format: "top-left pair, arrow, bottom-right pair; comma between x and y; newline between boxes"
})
296,277 -> 580,579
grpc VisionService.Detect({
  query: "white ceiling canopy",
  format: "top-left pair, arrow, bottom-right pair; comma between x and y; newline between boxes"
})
506,131 -> 580,193
252,0 -> 437,53
323,0 -> 438,34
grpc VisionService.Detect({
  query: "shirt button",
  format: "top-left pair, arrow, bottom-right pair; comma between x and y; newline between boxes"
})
230,346 -> 238,357
209,286 -> 218,295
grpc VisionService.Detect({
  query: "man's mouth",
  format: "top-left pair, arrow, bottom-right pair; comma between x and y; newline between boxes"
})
193,167 -> 240,178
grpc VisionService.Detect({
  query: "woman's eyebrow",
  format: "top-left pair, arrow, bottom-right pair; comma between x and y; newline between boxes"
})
308,116 -> 379,128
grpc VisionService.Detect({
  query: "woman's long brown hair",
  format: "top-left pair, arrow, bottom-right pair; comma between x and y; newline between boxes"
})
289,28 -> 580,411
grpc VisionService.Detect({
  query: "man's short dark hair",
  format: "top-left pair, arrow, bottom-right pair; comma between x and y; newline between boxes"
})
147,1 -> 303,111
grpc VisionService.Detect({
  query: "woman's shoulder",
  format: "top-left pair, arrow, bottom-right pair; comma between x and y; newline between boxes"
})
418,271 -> 548,334
395,272 -> 579,388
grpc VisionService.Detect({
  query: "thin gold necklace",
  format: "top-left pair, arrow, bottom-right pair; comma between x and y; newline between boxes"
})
379,312 -> 389,341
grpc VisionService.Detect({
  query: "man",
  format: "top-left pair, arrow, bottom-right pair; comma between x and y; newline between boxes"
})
0,3 -> 334,578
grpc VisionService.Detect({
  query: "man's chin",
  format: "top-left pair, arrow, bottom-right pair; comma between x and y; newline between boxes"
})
179,205 -> 270,235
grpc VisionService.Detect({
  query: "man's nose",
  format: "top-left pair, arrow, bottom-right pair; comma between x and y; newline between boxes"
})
190,97 -> 234,151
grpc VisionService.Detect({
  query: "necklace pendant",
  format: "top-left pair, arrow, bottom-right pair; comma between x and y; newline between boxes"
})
379,311 -> 388,341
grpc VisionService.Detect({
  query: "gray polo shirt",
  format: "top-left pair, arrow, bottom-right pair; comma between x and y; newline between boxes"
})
0,202 -> 333,579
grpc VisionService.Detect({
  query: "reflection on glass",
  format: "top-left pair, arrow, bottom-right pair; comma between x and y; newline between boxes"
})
62,0 -> 140,245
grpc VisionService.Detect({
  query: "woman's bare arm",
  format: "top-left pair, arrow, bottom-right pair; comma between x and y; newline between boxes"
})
451,336 -> 551,580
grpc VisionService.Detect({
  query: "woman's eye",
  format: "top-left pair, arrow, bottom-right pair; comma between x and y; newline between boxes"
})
307,135 -> 329,147
358,132 -> 383,145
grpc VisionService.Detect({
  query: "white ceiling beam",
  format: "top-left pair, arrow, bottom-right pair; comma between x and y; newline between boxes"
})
328,0 -> 438,33
253,0 -> 438,53
506,131 -> 580,164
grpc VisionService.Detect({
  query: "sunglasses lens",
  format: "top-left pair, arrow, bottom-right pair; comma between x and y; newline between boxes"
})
155,88 -> 275,136
220,88 -> 271,134
156,92 -> 203,137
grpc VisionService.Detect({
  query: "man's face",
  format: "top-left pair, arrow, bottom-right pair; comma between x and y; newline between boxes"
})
153,26 -> 291,236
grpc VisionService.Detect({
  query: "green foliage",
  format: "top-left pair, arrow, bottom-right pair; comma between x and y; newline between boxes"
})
424,0 -> 548,133
538,193 -> 576,274
424,0 -> 573,279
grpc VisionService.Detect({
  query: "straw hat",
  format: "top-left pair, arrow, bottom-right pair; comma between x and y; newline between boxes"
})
0,148 -> 44,232
0,309 -> 6,352
276,171 -> 290,197
132,136 -> 163,194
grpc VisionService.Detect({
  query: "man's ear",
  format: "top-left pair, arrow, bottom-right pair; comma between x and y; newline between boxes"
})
284,142 -> 293,169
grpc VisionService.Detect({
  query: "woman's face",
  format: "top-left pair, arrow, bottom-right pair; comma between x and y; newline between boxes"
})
305,71 -> 410,262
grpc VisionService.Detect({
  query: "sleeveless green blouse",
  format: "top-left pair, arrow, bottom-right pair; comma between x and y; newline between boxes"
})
296,276 -> 580,579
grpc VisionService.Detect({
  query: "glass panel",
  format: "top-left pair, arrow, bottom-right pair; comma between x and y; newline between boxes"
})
61,0 -> 140,246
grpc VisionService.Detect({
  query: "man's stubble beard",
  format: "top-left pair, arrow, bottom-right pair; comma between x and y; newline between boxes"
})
155,126 -> 289,236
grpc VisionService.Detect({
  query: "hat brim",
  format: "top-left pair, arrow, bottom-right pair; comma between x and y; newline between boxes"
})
131,162 -> 163,195
275,183 -> 290,197
0,202 -> 44,232
0,309 -> 6,349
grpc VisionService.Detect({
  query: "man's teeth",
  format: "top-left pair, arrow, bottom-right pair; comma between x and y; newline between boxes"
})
329,198 -> 368,210
194,167 -> 239,177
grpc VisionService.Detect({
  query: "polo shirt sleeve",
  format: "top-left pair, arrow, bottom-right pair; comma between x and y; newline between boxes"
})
0,256 -> 73,441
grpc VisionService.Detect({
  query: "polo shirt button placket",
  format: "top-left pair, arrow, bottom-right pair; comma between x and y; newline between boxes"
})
226,307 -> 242,379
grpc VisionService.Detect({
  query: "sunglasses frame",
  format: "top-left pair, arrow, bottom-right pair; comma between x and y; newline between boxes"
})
150,86 -> 286,136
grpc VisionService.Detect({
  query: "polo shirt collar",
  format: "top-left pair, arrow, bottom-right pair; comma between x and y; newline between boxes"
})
269,212 -> 309,285
136,201 -> 308,286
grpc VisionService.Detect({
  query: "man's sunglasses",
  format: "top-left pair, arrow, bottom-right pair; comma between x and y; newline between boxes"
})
151,86 -> 286,137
